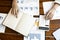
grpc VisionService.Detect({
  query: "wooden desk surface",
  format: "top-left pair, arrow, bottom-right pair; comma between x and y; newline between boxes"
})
0,0 -> 60,40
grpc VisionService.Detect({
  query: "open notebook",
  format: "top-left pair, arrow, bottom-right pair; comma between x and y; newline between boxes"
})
3,9 -> 35,36
43,1 -> 60,20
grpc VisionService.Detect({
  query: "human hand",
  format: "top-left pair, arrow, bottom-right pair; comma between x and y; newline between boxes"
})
45,3 -> 60,20
11,0 -> 19,18
45,9 -> 54,20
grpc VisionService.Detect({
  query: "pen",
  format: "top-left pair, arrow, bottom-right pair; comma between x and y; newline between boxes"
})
39,27 -> 49,30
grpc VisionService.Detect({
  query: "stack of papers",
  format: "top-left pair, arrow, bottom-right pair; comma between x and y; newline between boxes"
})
0,13 -> 7,33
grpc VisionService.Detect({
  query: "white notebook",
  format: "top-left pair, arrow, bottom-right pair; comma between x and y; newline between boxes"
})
43,1 -> 60,20
3,9 -> 35,36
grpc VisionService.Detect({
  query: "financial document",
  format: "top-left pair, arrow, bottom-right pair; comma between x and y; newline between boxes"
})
24,26 -> 45,40
0,13 -> 7,33
17,0 -> 39,15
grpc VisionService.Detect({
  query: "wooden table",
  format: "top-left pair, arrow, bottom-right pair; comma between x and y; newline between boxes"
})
0,0 -> 60,40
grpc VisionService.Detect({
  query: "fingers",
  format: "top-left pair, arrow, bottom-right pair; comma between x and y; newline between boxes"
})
11,8 -> 14,15
14,9 -> 16,16
45,13 -> 53,20
45,12 -> 50,20
48,13 -> 54,19
11,1 -> 18,18
11,8 -> 19,18
45,11 -> 54,20
11,8 -> 15,16
15,9 -> 18,18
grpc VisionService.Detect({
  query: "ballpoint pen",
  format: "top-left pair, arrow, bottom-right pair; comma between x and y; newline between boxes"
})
39,26 -> 49,30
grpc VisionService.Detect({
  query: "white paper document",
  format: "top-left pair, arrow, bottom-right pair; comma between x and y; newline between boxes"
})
43,1 -> 60,20
39,15 -> 50,31
17,0 -> 39,15
53,28 -> 60,40
0,24 -> 6,33
24,26 -> 45,40
0,13 -> 7,24
3,9 -> 35,36
0,13 -> 7,33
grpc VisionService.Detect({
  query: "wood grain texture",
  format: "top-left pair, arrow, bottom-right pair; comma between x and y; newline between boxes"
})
0,0 -> 12,13
46,36 -> 56,40
0,33 -> 23,40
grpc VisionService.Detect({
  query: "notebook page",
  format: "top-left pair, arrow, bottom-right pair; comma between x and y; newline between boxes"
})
15,13 -> 35,36
3,9 -> 23,30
